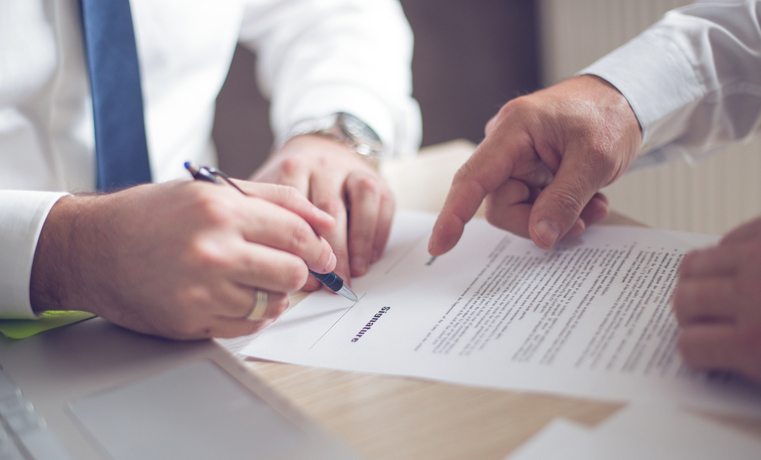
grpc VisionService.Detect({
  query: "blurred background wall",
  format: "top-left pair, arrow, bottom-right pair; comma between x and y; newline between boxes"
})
213,0 -> 761,236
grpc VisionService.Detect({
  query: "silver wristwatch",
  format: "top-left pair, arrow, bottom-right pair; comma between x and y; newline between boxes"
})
284,112 -> 384,160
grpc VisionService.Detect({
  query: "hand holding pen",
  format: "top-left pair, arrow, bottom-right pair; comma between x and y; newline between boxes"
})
41,168 -> 338,339
185,162 -> 358,302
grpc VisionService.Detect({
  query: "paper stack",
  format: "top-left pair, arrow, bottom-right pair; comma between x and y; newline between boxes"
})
504,403 -> 761,460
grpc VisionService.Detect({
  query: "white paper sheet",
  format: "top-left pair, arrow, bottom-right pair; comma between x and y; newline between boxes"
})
502,419 -> 592,460
243,211 -> 761,417
505,403 -> 761,460
216,330 -> 263,357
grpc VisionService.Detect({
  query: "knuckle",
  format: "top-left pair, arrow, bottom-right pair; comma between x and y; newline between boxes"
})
499,96 -> 535,119
452,164 -> 488,198
452,163 -> 473,185
587,146 -> 617,175
355,176 -> 381,195
193,193 -> 224,219
545,188 -> 585,217
278,156 -> 306,177
276,184 -> 300,204
284,263 -> 309,291
314,197 -> 343,217
193,192 -> 232,226
315,152 -> 330,168
180,285 -> 212,309
188,238 -> 227,270
289,219 -> 313,255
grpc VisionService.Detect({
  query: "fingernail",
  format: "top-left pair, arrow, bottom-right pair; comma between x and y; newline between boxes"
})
326,252 -> 337,271
352,256 -> 368,275
428,237 -> 437,254
534,219 -> 560,247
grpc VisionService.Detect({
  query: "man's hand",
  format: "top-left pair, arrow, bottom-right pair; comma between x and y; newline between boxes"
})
29,181 -> 337,340
428,75 -> 642,256
673,217 -> 761,383
253,134 -> 394,288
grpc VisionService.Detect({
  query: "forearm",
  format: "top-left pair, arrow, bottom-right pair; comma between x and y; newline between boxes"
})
29,195 -> 102,315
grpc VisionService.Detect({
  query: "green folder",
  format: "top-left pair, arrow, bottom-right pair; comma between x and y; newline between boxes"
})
0,311 -> 95,339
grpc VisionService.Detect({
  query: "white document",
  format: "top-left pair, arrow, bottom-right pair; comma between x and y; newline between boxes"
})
243,211 -> 761,416
505,403 -> 761,460
502,419 -> 592,460
217,330 -> 263,357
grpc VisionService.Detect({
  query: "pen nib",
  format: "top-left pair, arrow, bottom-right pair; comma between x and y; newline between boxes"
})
337,284 -> 358,302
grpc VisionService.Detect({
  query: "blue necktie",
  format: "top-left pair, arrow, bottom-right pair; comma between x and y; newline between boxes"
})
80,0 -> 152,190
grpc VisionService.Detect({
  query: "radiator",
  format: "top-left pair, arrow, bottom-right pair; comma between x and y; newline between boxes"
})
538,0 -> 761,236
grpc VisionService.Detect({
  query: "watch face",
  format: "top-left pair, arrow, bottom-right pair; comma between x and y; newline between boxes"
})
340,113 -> 380,142
338,113 -> 383,155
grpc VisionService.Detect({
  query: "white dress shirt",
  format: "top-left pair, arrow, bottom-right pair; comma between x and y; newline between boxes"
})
0,0 -> 420,318
581,0 -> 761,170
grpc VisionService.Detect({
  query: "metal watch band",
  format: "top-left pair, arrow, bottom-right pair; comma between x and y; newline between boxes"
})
284,112 -> 384,160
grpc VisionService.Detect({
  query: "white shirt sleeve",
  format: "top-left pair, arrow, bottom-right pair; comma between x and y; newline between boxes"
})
0,191 -> 68,319
237,0 -> 421,157
580,0 -> 761,170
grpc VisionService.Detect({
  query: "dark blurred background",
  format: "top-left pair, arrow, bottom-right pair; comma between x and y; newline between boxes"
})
213,1 -> 541,178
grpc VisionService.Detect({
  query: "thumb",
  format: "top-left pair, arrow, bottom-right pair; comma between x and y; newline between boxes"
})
528,152 -> 605,249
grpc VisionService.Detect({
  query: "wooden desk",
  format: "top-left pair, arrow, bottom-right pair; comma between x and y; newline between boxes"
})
244,140 -> 761,460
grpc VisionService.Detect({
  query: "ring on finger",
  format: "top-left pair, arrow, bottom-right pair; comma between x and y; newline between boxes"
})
246,289 -> 269,321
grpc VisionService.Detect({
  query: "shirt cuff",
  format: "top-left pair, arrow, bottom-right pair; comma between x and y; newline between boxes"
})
0,191 -> 69,319
579,30 -> 705,150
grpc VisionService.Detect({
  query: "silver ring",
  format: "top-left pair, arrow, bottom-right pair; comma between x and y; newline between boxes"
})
246,290 -> 269,321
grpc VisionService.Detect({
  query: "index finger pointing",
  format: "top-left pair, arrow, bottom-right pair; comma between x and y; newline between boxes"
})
429,133 -> 523,256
